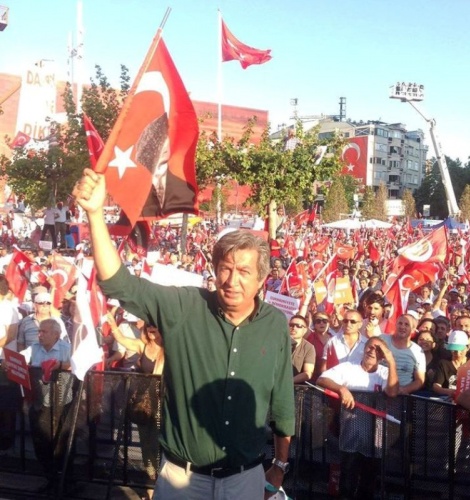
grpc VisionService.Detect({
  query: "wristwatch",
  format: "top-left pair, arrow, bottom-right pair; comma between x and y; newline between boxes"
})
272,458 -> 290,474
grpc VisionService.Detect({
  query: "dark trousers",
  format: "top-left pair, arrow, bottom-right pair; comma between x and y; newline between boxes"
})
55,222 -> 67,248
41,224 -> 57,248
339,451 -> 380,500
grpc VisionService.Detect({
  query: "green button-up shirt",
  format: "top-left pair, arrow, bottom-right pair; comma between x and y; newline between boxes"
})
100,265 -> 295,467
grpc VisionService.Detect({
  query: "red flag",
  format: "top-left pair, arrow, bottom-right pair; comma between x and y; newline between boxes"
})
293,210 -> 309,227
95,34 -> 199,227
396,225 -> 447,268
49,253 -> 78,309
10,131 -> 31,149
83,114 -> 105,168
284,235 -> 298,259
194,249 -> 208,274
368,240 -> 380,262
5,247 -> 34,301
311,238 -> 329,254
221,18 -> 272,69
279,260 -> 305,299
334,243 -> 355,260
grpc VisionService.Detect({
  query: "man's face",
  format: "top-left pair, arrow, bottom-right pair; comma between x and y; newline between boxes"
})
342,312 -> 362,335
456,317 -> 470,335
215,250 -> 264,315
38,325 -> 59,350
289,318 -> 308,342
367,302 -> 383,319
435,322 -> 449,341
421,287 -> 431,298
394,315 -> 413,340
151,137 -> 171,188
363,340 -> 384,366
359,278 -> 368,289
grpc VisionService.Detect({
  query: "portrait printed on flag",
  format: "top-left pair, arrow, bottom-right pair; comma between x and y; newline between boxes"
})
137,112 -> 196,218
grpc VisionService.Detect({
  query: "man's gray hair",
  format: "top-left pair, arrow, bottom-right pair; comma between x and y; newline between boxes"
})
39,318 -> 62,336
212,230 -> 270,281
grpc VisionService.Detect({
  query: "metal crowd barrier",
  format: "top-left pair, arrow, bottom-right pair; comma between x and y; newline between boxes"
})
1,370 -> 470,499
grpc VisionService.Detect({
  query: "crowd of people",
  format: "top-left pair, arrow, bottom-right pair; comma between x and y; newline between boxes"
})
1,180 -> 470,497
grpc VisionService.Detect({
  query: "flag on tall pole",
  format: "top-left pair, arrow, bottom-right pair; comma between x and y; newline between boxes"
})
221,18 -> 272,69
93,11 -> 199,228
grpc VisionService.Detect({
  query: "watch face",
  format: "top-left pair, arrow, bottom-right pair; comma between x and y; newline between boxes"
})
273,458 -> 290,473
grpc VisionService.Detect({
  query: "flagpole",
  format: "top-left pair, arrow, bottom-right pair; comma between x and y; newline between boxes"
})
216,10 -> 223,226
93,7 -> 172,174
76,0 -> 84,115
217,10 -> 222,142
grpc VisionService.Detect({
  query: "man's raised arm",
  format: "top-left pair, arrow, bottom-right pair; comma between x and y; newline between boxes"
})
72,168 -> 121,280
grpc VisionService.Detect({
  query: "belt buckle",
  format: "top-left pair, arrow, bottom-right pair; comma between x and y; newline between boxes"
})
210,467 -> 224,478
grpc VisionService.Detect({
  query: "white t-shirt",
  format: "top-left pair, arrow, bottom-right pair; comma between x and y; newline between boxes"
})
0,299 -> 20,359
321,361 -> 389,392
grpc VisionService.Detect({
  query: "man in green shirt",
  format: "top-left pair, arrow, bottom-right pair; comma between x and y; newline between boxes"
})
73,168 -> 295,499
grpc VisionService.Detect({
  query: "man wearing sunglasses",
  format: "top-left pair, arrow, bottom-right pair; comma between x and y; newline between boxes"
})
320,310 -> 366,374
289,314 -> 315,384
306,312 -> 332,383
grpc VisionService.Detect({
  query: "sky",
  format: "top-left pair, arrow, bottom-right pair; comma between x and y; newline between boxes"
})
1,0 -> 469,163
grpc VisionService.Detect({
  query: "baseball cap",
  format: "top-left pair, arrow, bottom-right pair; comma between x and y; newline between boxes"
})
449,288 -> 460,294
446,330 -> 469,351
34,292 -> 52,304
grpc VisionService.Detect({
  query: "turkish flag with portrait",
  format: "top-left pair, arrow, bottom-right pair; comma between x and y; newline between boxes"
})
94,33 -> 199,228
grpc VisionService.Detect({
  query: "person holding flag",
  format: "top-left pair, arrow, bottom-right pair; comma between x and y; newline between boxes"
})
73,169 -> 295,498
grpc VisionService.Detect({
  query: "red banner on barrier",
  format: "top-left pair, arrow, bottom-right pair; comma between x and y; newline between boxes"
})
4,349 -> 31,390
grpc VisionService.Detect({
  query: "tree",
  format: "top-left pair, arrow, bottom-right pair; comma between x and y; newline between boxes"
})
3,65 -> 130,211
322,180 -> 349,223
360,186 -> 376,220
459,185 -> 470,222
196,120 -> 346,236
414,156 -> 470,219
374,182 -> 388,221
402,188 -> 416,219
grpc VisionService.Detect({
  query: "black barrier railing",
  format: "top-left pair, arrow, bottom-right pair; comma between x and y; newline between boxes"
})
1,370 -> 470,499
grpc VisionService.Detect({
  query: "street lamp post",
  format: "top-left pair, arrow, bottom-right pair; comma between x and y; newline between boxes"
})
389,82 -> 460,217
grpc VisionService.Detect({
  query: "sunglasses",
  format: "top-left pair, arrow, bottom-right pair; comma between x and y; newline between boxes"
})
342,319 -> 360,325
289,323 -> 306,329
314,318 -> 329,324
36,302 -> 51,306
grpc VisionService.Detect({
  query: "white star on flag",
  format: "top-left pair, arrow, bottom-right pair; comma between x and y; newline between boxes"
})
109,146 -> 137,179
18,261 -> 26,271
347,164 -> 355,172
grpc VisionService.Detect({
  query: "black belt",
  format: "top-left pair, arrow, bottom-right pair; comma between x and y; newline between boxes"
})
164,450 -> 265,479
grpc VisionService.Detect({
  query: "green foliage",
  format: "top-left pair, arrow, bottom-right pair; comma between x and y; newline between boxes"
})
322,179 -> 349,223
414,156 -> 470,219
197,120 -> 345,215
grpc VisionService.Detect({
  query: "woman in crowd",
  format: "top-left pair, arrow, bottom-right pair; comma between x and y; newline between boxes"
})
416,330 -> 439,392
108,313 -> 164,493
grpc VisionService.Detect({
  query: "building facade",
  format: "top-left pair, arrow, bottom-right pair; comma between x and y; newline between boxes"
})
318,119 -> 427,199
